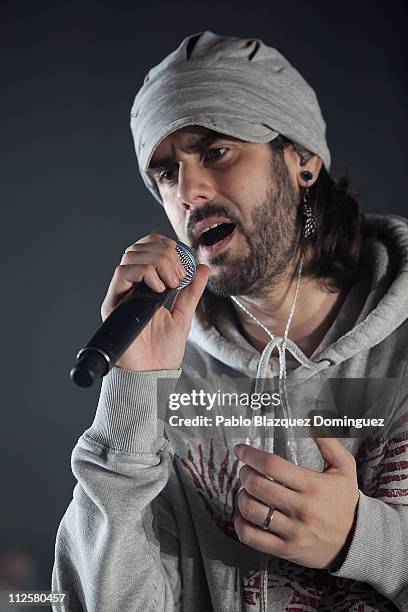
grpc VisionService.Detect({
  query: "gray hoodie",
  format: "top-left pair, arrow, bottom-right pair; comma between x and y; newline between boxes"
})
52,213 -> 408,611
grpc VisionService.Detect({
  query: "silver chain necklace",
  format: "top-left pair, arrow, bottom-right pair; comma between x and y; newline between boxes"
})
230,254 -> 304,357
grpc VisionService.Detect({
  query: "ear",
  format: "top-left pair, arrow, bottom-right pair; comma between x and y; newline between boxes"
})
283,146 -> 323,189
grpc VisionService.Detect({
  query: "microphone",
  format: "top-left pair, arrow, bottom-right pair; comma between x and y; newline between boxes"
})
70,241 -> 197,388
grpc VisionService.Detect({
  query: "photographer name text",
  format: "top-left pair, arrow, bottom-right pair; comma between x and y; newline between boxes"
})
167,415 -> 385,428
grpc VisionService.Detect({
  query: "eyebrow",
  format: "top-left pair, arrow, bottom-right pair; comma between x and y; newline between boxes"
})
147,132 -> 235,174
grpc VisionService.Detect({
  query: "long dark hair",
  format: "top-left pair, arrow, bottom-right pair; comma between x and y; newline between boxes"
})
195,135 -> 365,328
270,135 -> 364,290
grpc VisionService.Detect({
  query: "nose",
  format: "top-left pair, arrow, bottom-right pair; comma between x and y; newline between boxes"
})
176,162 -> 217,210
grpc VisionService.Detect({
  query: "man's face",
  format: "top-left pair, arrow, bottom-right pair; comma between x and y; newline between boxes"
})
148,126 -> 302,297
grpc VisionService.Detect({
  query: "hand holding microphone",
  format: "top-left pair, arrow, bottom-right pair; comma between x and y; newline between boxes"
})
70,234 -> 209,386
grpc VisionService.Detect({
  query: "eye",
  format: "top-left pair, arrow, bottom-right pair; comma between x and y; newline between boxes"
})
203,147 -> 229,161
158,168 -> 178,183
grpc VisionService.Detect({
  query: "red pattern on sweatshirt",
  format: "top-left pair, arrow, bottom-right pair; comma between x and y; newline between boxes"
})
181,427 -> 407,610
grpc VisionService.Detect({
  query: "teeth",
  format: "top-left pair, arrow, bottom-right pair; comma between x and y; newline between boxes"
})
202,222 -> 222,234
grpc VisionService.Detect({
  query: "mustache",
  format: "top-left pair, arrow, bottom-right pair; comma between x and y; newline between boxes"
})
186,204 -> 242,244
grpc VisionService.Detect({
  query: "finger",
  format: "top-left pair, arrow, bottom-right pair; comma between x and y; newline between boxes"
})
124,238 -> 187,277
133,233 -> 177,247
142,264 -> 172,292
238,465 -> 301,516
171,264 -> 210,326
234,444 -> 316,492
237,489 -> 292,538
234,514 -> 288,558
124,240 -> 184,274
312,436 -> 355,472
125,242 -> 170,254
102,263 -> 168,314
120,251 -> 185,289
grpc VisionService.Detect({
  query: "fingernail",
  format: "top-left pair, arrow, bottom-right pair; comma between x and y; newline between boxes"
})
177,263 -> 186,277
171,273 -> 180,285
234,445 -> 241,459
156,279 -> 166,291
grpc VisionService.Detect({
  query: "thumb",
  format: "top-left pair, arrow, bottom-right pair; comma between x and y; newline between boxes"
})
312,435 -> 351,471
171,264 -> 210,326
308,410 -> 350,471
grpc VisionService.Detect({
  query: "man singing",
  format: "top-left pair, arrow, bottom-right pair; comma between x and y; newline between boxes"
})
52,32 -> 408,610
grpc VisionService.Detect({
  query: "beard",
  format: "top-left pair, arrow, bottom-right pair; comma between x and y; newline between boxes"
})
201,156 -> 302,298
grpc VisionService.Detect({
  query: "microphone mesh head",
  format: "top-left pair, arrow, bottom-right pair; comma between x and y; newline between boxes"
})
175,241 -> 198,289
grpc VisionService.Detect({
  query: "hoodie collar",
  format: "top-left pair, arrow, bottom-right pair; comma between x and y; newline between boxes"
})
189,213 -> 408,379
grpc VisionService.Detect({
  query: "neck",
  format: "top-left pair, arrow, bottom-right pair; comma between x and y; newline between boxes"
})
232,257 -> 348,359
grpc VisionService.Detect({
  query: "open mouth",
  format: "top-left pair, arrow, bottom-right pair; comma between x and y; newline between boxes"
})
198,222 -> 236,247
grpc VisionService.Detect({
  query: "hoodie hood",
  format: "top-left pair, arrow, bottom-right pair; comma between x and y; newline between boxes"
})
189,213 -> 408,383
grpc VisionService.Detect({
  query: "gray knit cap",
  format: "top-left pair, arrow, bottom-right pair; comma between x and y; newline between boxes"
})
130,31 -> 331,204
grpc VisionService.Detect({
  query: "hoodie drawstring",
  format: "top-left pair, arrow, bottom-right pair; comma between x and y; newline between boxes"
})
230,255 -> 307,611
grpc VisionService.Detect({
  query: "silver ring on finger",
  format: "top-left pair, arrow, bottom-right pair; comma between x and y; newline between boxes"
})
262,505 -> 276,530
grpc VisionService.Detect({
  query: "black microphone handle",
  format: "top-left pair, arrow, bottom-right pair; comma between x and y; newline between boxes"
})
70,283 -> 177,388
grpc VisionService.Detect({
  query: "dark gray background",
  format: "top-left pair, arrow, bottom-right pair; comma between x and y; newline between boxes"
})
1,0 -> 407,589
